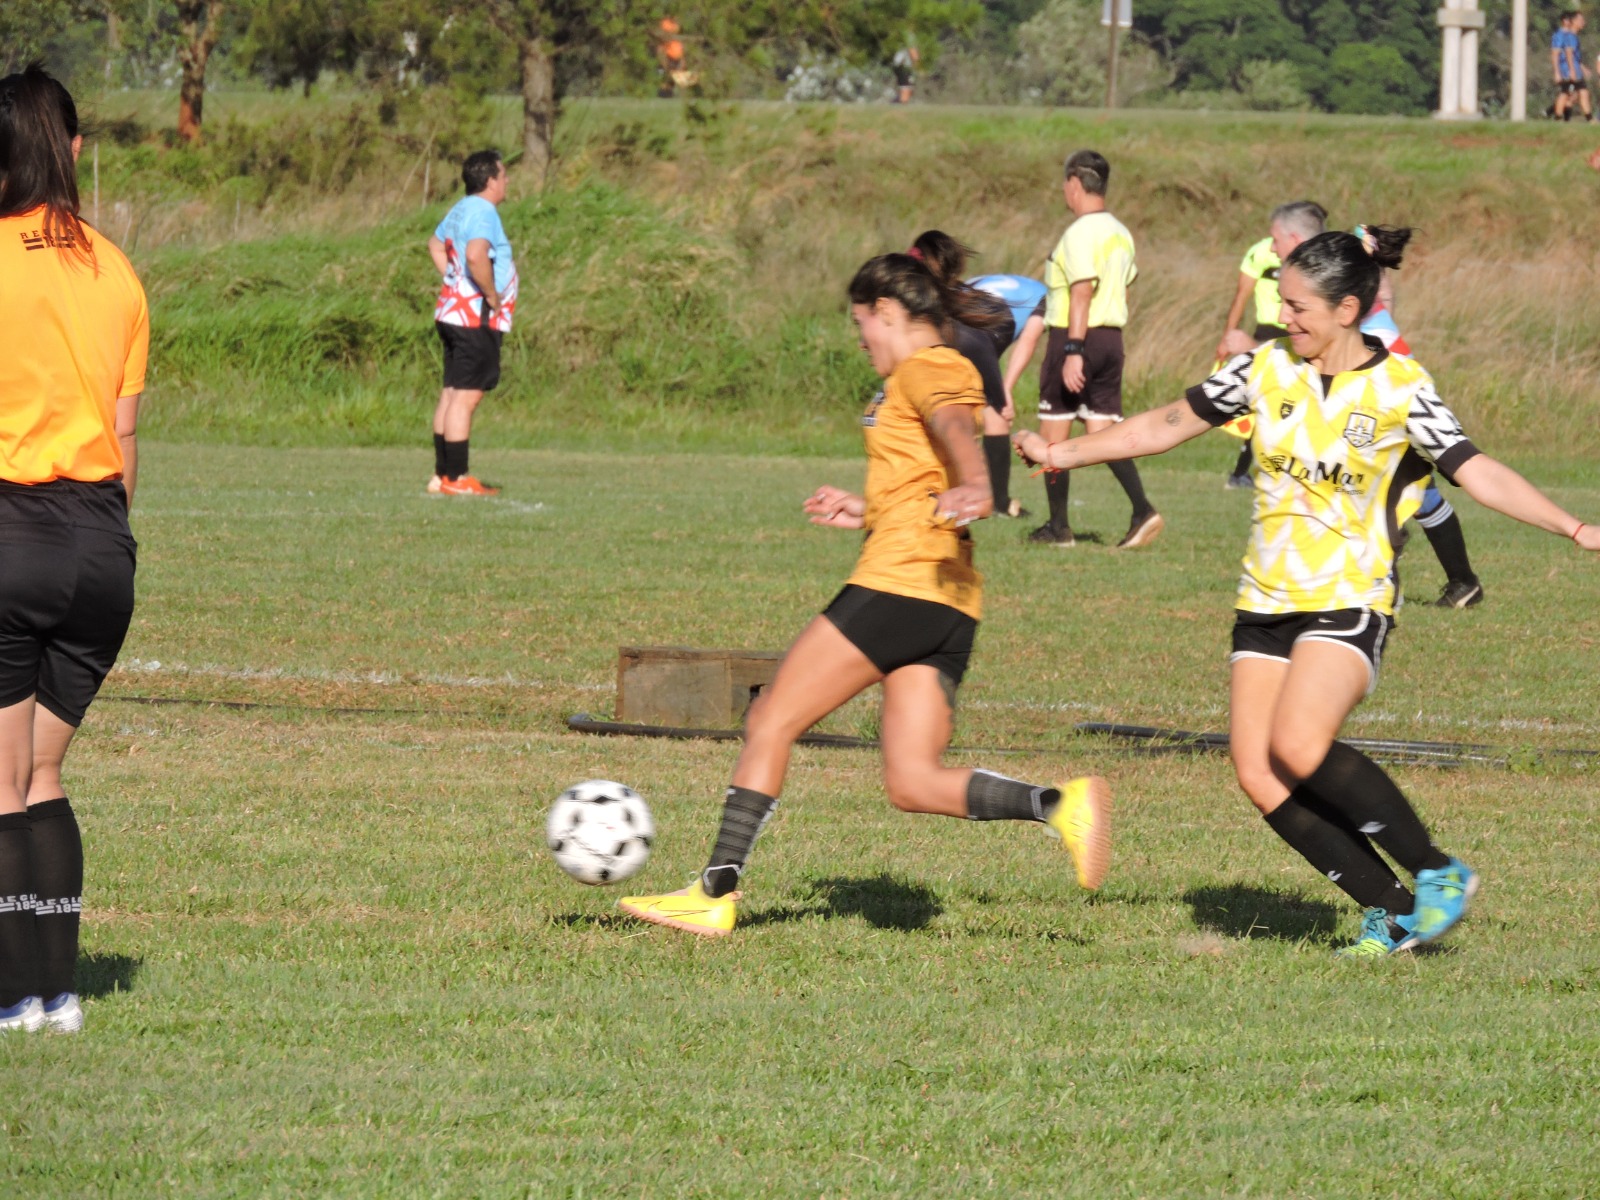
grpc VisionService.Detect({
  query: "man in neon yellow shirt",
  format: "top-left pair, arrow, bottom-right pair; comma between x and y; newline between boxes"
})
1030,150 -> 1161,549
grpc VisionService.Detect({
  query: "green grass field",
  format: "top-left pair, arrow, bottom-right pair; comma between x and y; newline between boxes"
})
4,439 -> 1598,1197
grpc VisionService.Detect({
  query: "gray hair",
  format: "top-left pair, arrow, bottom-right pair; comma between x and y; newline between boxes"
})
1270,201 -> 1327,240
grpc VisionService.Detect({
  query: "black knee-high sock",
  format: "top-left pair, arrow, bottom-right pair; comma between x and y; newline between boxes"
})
1421,512 -> 1478,586
964,770 -> 1059,822
0,814 -> 38,1009
1106,459 -> 1153,520
983,435 -> 1012,513
1232,444 -> 1253,477
702,786 -> 779,898
1045,470 -> 1070,532
28,799 -> 81,1001
1264,790 -> 1413,913
1302,742 -> 1450,877
442,440 -> 469,481
433,433 -> 447,477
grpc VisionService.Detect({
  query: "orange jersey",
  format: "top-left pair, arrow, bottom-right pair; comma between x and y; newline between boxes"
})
0,209 -> 148,485
847,347 -> 986,619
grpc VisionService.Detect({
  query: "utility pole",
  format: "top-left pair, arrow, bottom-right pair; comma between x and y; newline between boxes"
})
1103,0 -> 1130,109
1511,0 -> 1527,120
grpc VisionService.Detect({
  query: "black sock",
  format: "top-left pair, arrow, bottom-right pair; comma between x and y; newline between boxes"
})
433,433 -> 447,477
964,770 -> 1059,822
1264,791 -> 1413,913
28,799 -> 81,1000
1232,444 -> 1253,477
1302,742 -> 1451,877
1045,469 -> 1070,532
702,786 -> 778,898
1421,511 -> 1477,586
443,439 -> 469,481
0,813 -> 38,1009
983,435 -> 1012,513
1107,459 -> 1152,520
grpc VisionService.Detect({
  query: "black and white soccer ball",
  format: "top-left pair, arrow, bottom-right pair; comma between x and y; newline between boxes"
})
547,780 -> 654,885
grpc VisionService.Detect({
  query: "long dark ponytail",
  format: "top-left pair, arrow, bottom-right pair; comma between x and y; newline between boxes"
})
0,62 -> 90,262
909,228 -> 1012,336
848,253 -> 952,333
1283,226 -> 1413,318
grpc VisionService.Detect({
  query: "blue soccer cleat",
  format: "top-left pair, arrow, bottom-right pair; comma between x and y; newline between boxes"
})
1336,907 -> 1416,958
1403,857 -> 1479,948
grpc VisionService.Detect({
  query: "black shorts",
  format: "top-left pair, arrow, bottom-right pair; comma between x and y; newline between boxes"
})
1558,79 -> 1587,95
823,585 -> 977,685
436,322 -> 504,392
1038,326 -> 1124,420
1230,608 -> 1393,695
0,479 -> 137,726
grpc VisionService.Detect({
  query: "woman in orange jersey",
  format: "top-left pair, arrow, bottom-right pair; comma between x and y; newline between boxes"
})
0,66 -> 146,1033
618,254 -> 1111,937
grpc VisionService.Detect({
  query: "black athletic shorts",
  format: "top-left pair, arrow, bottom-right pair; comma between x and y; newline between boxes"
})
1230,607 -> 1393,696
1038,326 -> 1124,420
823,584 -> 977,685
436,321 -> 504,392
0,479 -> 137,726
1558,79 -> 1587,95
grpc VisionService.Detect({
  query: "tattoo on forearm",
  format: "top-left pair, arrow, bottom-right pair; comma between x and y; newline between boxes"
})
1164,406 -> 1181,426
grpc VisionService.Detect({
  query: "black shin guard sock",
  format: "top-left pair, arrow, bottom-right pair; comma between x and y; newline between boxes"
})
1421,511 -> 1478,586
1303,742 -> 1451,876
443,440 -> 469,481
1045,470 -> 1070,533
1233,444 -> 1253,478
433,433 -> 447,477
702,786 -> 779,898
1107,459 -> 1152,520
1264,791 -> 1411,912
0,814 -> 38,1008
28,799 -> 81,1000
983,435 -> 1012,513
964,770 -> 1059,822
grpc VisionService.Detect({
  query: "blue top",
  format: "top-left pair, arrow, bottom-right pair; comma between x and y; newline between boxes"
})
968,275 -> 1047,343
434,195 -> 515,293
1554,29 -> 1583,80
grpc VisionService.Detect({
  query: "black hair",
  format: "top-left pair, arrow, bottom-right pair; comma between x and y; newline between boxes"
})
909,229 -> 1012,336
1064,149 -> 1109,196
0,62 -> 91,263
462,149 -> 503,195
848,254 -> 948,330
1282,226 -> 1412,318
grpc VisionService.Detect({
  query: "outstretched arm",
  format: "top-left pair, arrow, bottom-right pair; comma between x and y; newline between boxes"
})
927,405 -> 992,524
1452,455 -> 1600,550
1014,397 -> 1213,471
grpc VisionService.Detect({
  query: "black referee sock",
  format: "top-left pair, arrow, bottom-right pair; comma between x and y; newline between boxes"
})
1264,790 -> 1412,913
28,799 -> 82,1000
1045,470 -> 1070,533
1421,511 -> 1478,587
964,770 -> 1058,822
0,813 -> 39,1009
1302,742 -> 1450,877
433,433 -> 447,478
982,435 -> 1013,514
1107,459 -> 1153,522
442,439 -> 469,481
701,786 -> 779,898
1232,444 -> 1253,478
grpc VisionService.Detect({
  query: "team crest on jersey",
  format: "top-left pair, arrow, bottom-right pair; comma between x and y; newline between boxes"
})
861,390 -> 884,427
1342,412 -> 1378,449
1278,401 -> 1294,419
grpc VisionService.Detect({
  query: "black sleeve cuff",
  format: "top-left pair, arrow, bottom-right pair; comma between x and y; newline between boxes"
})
1185,385 -> 1233,428
1433,440 -> 1480,485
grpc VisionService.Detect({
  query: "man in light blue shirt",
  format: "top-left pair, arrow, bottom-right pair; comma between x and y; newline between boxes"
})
426,149 -> 518,495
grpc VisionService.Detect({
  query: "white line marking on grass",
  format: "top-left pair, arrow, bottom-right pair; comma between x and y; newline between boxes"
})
113,658 -> 609,692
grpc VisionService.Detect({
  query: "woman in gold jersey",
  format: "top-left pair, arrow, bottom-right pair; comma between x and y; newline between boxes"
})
0,66 -> 146,1033
620,255 -> 1112,937
1017,230 -> 1600,958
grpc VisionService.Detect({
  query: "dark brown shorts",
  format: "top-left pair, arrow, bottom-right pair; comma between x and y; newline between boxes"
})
1038,326 -> 1124,420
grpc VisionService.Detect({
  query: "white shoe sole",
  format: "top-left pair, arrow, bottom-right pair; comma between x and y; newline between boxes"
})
44,995 -> 84,1033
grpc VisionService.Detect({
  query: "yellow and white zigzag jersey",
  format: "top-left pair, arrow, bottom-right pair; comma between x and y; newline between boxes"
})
1186,337 -> 1479,616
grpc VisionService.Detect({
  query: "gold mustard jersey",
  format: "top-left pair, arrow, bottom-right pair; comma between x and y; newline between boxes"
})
1186,338 -> 1479,616
847,347 -> 986,620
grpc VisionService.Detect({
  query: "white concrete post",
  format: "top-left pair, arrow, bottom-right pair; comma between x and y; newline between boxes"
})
1440,0 -> 1463,115
1436,0 -> 1485,119
1511,0 -> 1528,120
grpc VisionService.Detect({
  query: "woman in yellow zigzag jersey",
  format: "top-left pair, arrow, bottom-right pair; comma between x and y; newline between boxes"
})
618,254 -> 1112,937
1016,229 -> 1600,958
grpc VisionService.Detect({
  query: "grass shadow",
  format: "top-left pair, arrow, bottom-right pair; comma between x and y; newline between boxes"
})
78,952 -> 142,999
1184,883 -> 1340,943
745,874 -> 944,932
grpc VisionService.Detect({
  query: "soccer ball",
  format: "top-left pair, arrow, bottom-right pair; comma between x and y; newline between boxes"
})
547,780 -> 654,885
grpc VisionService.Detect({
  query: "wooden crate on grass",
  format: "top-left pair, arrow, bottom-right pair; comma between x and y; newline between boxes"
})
616,646 -> 784,729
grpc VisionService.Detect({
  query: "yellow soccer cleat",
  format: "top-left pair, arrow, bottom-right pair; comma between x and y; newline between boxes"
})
1048,776 -> 1112,890
617,879 -> 738,937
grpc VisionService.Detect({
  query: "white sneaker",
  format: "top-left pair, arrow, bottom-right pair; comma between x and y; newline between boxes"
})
42,992 -> 83,1033
0,996 -> 44,1033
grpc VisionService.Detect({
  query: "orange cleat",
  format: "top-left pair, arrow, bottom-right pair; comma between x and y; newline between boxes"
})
438,475 -> 500,496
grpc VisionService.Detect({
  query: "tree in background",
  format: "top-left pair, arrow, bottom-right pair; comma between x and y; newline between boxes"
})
176,0 -> 225,143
